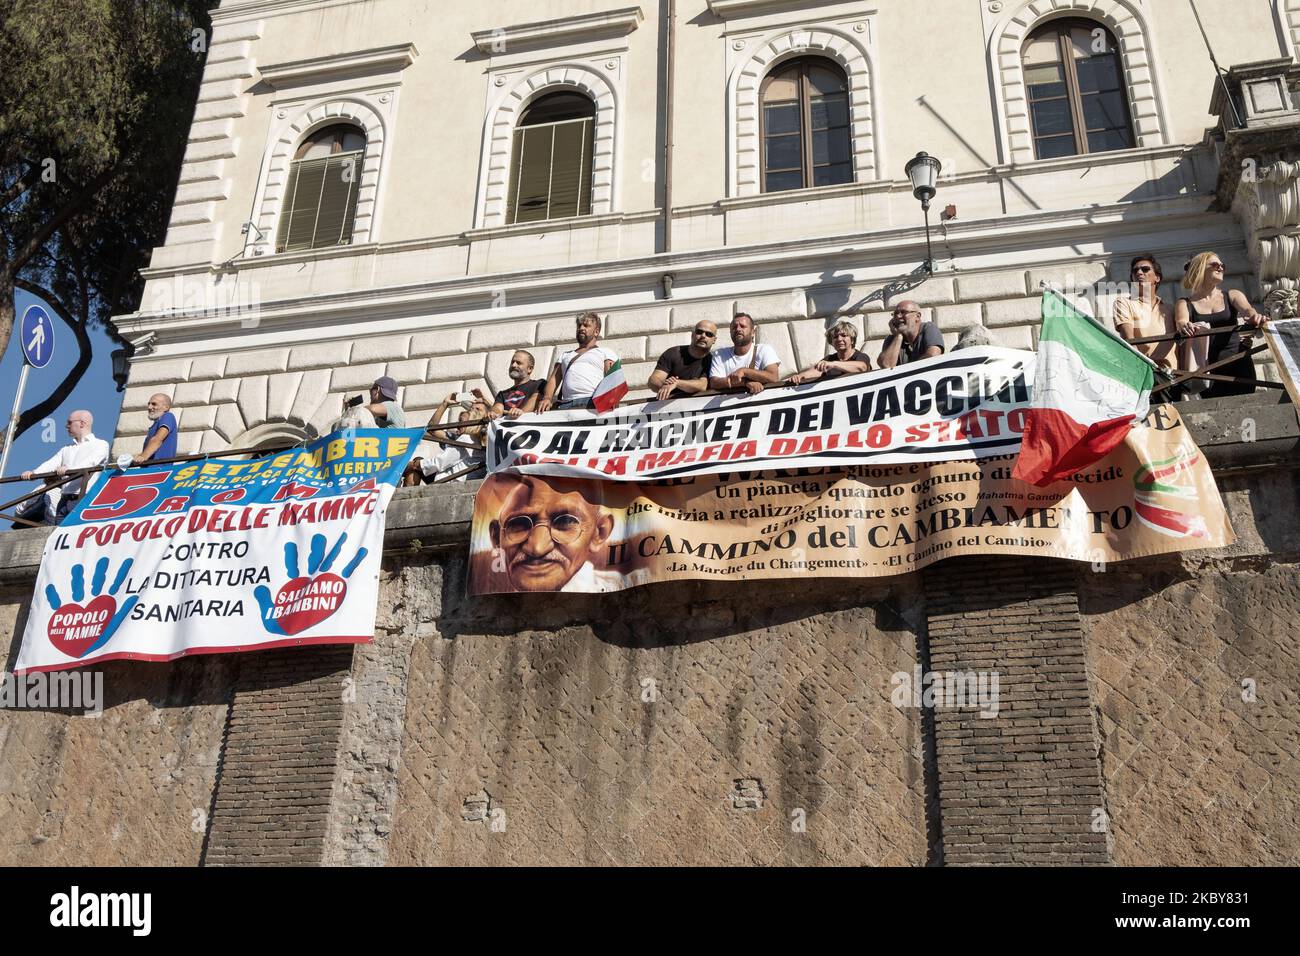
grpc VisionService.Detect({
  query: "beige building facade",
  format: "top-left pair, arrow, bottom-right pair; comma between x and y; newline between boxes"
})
109,0 -> 1300,456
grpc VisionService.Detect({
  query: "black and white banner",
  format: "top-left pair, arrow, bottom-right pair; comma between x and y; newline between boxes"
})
487,346 -> 1035,481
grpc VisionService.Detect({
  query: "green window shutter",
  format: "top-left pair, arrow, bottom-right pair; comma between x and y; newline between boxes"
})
313,153 -> 361,247
510,125 -> 556,224
506,117 -> 593,224
276,151 -> 362,252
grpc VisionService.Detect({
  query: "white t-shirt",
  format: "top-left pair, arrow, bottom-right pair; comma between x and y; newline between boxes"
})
710,343 -> 780,379
557,346 -> 617,401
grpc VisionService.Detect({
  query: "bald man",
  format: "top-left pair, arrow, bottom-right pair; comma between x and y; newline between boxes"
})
878,300 -> 944,369
648,321 -> 717,401
135,392 -> 178,465
20,410 -> 109,523
489,476 -> 616,592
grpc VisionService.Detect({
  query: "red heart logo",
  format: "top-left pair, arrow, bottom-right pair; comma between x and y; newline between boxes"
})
271,573 -> 347,635
47,594 -> 117,658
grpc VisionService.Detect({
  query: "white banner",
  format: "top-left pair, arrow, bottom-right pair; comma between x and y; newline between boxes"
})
487,346 -> 1034,481
15,428 -> 421,674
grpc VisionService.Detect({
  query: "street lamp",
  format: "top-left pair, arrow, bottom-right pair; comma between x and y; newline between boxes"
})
905,151 -> 942,273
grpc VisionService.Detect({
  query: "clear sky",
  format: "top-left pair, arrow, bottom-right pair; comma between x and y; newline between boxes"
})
1,288 -> 125,525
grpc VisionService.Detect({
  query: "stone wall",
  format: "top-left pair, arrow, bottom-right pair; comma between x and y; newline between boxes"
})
1,401 -> 1297,866
0,593 -> 233,866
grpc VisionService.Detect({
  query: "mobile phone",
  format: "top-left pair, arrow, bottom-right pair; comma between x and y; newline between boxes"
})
346,394 -> 365,408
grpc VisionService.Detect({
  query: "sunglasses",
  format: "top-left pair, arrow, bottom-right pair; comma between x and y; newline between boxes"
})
501,512 -> 585,545
693,328 -> 717,337
1209,262 -> 1225,269
1132,265 -> 1154,274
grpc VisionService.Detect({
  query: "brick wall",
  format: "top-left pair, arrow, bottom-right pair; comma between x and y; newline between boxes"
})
924,557 -> 1110,865
202,648 -> 352,866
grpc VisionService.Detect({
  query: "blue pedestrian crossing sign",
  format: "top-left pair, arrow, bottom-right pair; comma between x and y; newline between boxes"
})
20,304 -> 55,369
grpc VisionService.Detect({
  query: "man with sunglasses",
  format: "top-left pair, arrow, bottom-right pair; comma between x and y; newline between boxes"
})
878,300 -> 943,369
648,321 -> 718,401
488,476 -> 616,592
1114,254 -> 1178,370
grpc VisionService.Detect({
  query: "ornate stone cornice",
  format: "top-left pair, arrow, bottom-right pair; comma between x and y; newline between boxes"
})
258,43 -> 418,89
707,0 -> 875,19
470,7 -> 642,55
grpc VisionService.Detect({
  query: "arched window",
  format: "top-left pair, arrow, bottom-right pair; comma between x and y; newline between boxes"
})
1021,19 -> 1135,159
276,124 -> 366,253
760,57 -> 852,192
507,92 -> 595,224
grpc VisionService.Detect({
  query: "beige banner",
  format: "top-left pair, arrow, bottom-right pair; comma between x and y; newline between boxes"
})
468,405 -> 1233,594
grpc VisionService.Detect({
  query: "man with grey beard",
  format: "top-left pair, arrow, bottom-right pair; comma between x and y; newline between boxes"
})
134,393 -> 179,464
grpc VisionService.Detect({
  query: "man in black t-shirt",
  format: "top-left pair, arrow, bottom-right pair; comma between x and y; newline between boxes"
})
478,350 -> 542,419
648,321 -> 717,400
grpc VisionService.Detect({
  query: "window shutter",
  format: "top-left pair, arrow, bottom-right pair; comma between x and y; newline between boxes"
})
276,152 -> 362,252
313,153 -> 361,246
510,125 -> 555,223
548,118 -> 591,218
507,116 -> 593,224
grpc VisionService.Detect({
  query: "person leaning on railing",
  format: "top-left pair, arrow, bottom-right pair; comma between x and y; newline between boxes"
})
134,393 -> 179,465
877,301 -> 943,369
648,321 -> 716,400
14,410 -> 109,526
404,393 -> 487,486
538,312 -> 617,413
788,320 -> 872,385
1114,254 -> 1179,369
1174,252 -> 1268,399
707,312 -> 781,395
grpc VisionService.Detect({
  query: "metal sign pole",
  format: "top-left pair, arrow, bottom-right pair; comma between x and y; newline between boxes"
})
0,363 -> 31,479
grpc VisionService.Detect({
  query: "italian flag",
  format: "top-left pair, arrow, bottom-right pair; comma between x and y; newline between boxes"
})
1013,290 -> 1155,486
591,358 -> 628,414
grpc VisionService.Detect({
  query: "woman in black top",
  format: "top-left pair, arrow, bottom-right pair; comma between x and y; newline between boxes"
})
1174,251 -> 1267,398
788,320 -> 873,385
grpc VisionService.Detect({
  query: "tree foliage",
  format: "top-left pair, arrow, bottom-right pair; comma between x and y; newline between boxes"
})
0,0 -> 215,441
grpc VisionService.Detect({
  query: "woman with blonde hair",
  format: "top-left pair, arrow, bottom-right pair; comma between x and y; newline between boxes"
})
1175,252 -> 1267,398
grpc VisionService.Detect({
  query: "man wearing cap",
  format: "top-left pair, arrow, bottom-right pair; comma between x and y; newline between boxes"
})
342,376 -> 406,428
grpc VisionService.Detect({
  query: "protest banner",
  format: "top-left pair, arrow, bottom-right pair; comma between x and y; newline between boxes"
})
487,346 -> 1032,481
467,404 -> 1232,594
1265,318 -> 1300,407
15,428 -> 421,674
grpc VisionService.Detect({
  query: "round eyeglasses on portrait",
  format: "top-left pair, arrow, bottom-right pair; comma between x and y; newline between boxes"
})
501,512 -> 586,545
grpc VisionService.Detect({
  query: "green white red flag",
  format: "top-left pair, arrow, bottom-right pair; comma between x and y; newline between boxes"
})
591,358 -> 628,414
1013,290 -> 1155,486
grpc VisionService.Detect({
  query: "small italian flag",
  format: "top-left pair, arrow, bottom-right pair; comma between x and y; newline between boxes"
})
1013,290 -> 1155,486
591,358 -> 628,414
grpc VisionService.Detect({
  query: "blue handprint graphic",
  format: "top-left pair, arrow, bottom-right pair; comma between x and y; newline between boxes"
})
44,557 -> 139,658
254,532 -> 367,636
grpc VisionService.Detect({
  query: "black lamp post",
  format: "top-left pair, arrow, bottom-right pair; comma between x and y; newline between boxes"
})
905,151 -> 942,273
110,346 -> 133,391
